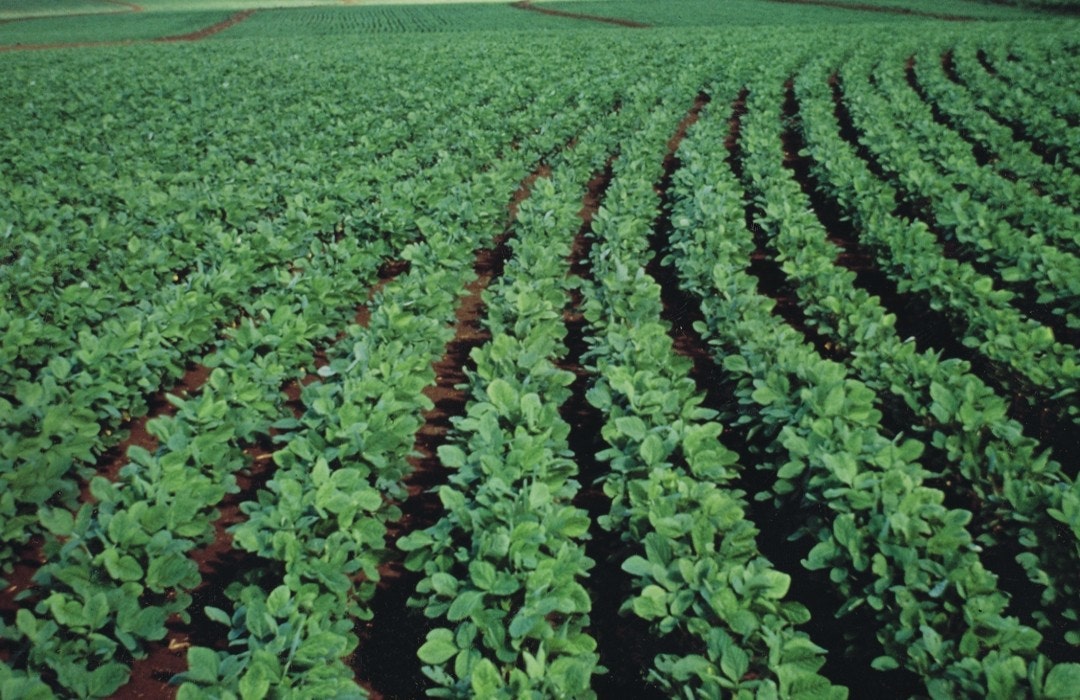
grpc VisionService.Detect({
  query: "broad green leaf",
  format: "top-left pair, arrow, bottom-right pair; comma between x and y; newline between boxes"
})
186,646 -> 220,684
418,628 -> 458,665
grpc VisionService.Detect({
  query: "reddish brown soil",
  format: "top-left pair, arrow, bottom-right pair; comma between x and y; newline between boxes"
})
510,0 -> 650,28
565,155 -> 673,699
154,9 -> 254,42
90,364 -> 213,493
764,0 -> 976,21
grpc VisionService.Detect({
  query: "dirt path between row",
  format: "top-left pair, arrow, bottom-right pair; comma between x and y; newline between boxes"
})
0,9 -> 254,52
765,0 -> 977,21
155,9 -> 254,42
510,1 -> 650,28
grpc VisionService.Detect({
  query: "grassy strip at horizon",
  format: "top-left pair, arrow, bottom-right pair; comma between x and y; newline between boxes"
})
0,9 -> 233,44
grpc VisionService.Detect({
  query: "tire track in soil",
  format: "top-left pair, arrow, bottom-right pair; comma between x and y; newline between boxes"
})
119,263 -> 405,699
153,9 -> 254,43
763,0 -> 977,22
828,71 -> 1078,470
648,88 -> 912,698
352,166 -> 549,700
0,9 -> 254,52
510,1 -> 650,28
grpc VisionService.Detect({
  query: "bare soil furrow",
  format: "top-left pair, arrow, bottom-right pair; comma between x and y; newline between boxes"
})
121,263 -> 405,699
562,155 -> 668,698
154,9 -> 254,42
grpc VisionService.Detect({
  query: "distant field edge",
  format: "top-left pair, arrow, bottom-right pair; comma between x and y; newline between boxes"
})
510,0 -> 649,27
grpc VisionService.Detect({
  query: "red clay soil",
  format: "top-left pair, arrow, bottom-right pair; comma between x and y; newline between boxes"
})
511,0 -> 650,28
764,0 -> 977,21
154,9 -> 254,42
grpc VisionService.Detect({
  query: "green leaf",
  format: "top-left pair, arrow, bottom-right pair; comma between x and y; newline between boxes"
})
632,585 -> 668,620
720,644 -> 750,682
640,433 -> 665,467
621,555 -> 652,578
871,655 -> 899,671
204,606 -> 231,626
102,549 -> 144,582
418,628 -> 458,665
437,445 -> 467,469
238,660 -> 271,700
186,646 -> 220,684
470,658 -> 503,695
447,590 -> 485,622
1045,663 -> 1080,699
39,507 -> 74,537
487,378 -> 518,414
615,416 -> 647,442
88,663 -> 130,697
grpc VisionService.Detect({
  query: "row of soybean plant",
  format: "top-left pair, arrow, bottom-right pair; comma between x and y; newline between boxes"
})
393,38 -> 746,698
946,33 -> 1080,172
0,39 -> 576,584
907,39 -> 1080,214
833,45 -> 1079,426
396,134 -> 607,699
172,40 -> 642,698
794,49 -> 1080,659
858,39 -> 1080,325
663,46 -> 1077,698
0,39 -> 623,699
577,54 -> 845,696
975,38 -> 1080,133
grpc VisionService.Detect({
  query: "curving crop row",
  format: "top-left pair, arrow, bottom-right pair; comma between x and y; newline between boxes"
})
832,62 -> 1080,424
779,53 -> 1080,654
665,59 -> 1075,697
575,76 -> 844,697
858,48 -> 1080,321
399,166 -> 601,699
908,46 -> 1080,218
946,39 -> 1080,171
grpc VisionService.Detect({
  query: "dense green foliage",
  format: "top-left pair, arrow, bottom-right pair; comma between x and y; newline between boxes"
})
0,4 -> 1078,699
